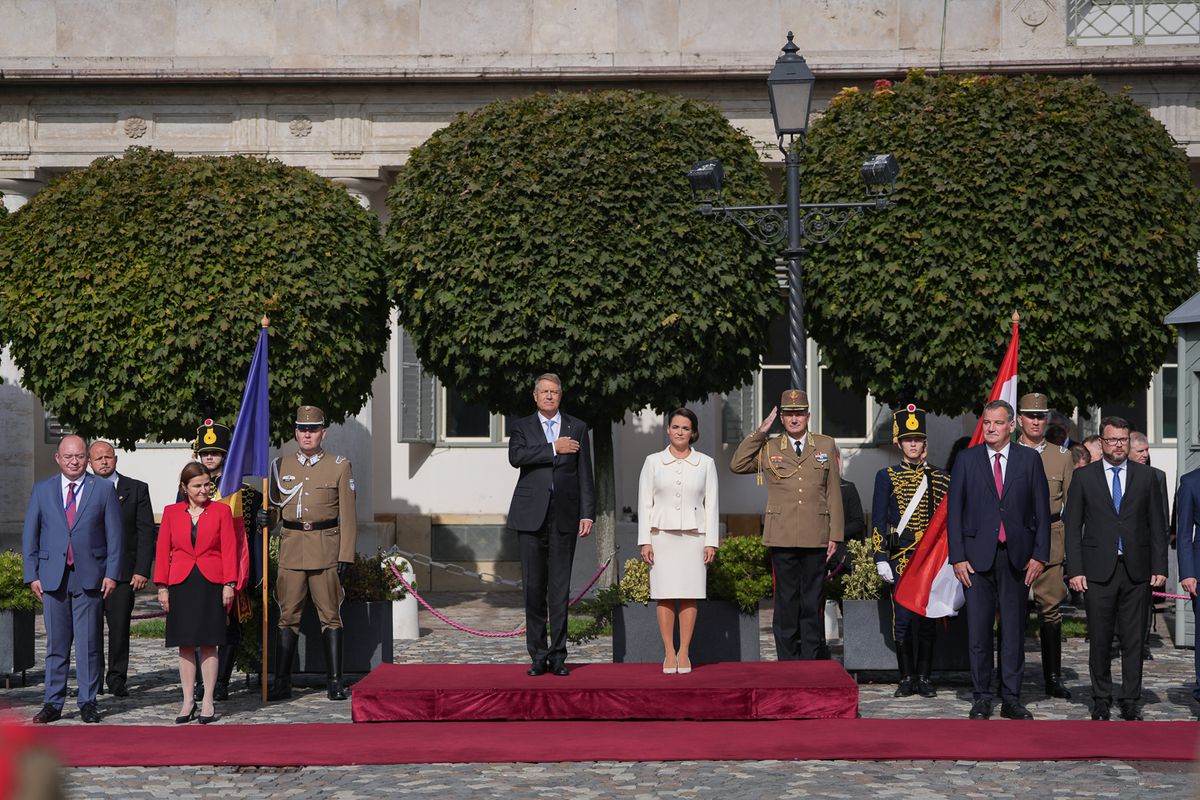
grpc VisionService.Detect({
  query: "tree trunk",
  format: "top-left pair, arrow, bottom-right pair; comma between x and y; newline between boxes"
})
591,420 -> 617,589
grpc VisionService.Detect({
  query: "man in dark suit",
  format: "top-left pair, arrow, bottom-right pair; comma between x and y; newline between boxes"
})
1175,465 -> 1200,705
948,400 -> 1050,720
1065,416 -> 1167,721
21,435 -> 123,723
1129,431 -> 1168,661
507,373 -> 595,676
88,440 -> 155,698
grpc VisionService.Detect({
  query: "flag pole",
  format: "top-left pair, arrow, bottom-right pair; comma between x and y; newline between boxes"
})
260,314 -> 270,705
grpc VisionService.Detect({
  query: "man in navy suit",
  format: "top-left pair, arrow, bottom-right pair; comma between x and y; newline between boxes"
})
21,435 -> 123,723
1065,417 -> 1167,720
948,400 -> 1050,720
1177,465 -> 1200,705
507,373 -> 595,676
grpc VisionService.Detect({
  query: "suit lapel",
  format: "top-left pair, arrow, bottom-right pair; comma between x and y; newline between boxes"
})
796,433 -> 813,466
1000,447 -> 1015,499
115,473 -> 129,505
49,478 -> 71,527
73,474 -> 96,524
981,447 -> 1001,500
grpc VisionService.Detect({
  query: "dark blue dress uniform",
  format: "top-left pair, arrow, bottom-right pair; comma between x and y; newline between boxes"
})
870,405 -> 949,697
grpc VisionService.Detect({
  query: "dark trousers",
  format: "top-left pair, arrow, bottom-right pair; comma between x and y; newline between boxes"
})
102,580 -> 134,690
43,566 -> 103,709
892,593 -> 934,644
770,547 -> 827,661
1085,558 -> 1150,704
518,499 -> 577,668
964,549 -> 1028,703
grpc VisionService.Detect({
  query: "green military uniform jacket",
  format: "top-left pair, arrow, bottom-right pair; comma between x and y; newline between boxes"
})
730,430 -> 844,548
1021,439 -> 1073,566
269,450 -> 357,570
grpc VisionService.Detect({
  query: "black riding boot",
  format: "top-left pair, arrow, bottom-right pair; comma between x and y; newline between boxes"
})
214,617 -> 240,701
267,628 -> 298,701
1041,621 -> 1071,699
894,638 -> 915,697
915,637 -> 937,698
323,628 -> 347,700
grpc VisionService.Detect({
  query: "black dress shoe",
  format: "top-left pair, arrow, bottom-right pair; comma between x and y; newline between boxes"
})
527,663 -> 547,677
109,682 -> 129,698
1091,703 -> 1111,721
79,702 -> 102,723
175,703 -> 198,725
968,700 -> 992,719
198,711 -> 219,725
1000,702 -> 1034,720
550,663 -> 569,677
1119,702 -> 1143,721
32,705 -> 61,724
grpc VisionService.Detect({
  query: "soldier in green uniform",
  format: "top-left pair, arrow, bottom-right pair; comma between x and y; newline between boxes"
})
1016,392 -> 1074,699
189,420 -> 262,701
871,405 -> 950,698
730,389 -> 843,660
266,406 -> 357,701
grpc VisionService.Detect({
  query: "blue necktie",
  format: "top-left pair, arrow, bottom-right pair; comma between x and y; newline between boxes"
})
1111,466 -> 1123,554
545,419 -> 557,470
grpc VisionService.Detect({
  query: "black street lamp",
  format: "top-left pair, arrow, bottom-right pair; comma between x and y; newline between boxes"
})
689,31 -> 899,392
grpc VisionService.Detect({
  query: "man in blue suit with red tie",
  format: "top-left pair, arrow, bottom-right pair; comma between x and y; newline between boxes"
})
21,435 -> 123,723
948,400 -> 1050,720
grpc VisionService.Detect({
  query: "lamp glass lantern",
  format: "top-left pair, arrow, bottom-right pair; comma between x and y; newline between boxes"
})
766,32 -> 816,137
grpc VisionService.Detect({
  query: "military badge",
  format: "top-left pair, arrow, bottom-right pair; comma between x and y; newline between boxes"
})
348,479 -> 356,492
815,452 -> 829,464
769,454 -> 785,463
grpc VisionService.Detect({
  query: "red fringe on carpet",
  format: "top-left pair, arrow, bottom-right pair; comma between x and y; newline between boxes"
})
36,719 -> 1200,766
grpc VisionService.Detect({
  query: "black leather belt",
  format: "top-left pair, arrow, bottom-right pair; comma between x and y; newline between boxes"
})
282,519 -> 338,531
1049,511 -> 1062,524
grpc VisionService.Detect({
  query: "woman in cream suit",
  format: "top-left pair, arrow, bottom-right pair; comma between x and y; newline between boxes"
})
638,408 -> 719,674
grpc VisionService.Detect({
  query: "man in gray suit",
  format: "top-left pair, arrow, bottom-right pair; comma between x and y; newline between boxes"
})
507,373 -> 595,676
22,435 -> 123,723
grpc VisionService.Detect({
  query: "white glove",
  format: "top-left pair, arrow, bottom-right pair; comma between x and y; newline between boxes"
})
876,561 -> 895,584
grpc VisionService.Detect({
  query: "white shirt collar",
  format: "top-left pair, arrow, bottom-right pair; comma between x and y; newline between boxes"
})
987,442 -> 1010,461
61,473 -> 84,499
787,434 -> 806,451
538,412 -> 562,428
1104,458 -> 1127,472
659,446 -> 701,466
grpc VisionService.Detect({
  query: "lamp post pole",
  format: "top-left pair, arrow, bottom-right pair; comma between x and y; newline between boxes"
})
784,136 -> 806,390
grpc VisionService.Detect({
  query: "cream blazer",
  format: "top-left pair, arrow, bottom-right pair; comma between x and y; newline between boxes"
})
637,447 -> 720,548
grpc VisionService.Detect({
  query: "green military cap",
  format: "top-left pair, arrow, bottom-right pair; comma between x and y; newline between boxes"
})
1018,393 -> 1050,416
194,418 -> 231,454
892,403 -> 927,442
295,405 -> 327,431
779,389 -> 809,412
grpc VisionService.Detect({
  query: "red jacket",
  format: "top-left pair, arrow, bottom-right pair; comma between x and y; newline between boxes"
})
153,501 -> 237,587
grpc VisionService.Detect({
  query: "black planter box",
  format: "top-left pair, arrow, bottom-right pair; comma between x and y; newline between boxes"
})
841,598 -> 970,672
0,609 -> 35,684
612,600 -> 760,663
266,600 -> 393,679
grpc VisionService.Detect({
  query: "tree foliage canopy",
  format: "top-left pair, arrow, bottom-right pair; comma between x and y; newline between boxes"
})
0,147 -> 390,447
802,72 -> 1200,415
385,90 -> 781,423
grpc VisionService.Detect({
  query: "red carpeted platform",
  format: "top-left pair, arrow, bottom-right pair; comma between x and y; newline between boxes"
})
37,719 -> 1199,767
350,662 -> 859,722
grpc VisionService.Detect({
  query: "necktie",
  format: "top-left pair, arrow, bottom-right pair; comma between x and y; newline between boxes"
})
65,482 -> 77,565
993,454 -> 1006,543
1111,467 -> 1123,554
794,441 -> 802,458
544,419 -> 555,443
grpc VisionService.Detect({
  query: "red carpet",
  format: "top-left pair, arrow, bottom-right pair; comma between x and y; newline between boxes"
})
351,662 -> 859,722
38,719 -> 1199,766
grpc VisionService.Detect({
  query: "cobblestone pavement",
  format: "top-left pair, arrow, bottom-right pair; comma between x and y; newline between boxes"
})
3,592 -> 1198,797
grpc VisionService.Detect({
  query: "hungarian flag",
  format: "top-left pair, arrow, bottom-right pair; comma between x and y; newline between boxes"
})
895,314 -> 1019,617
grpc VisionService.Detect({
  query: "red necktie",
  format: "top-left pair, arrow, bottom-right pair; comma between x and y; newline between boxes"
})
993,454 -> 1006,543
65,482 -> 77,565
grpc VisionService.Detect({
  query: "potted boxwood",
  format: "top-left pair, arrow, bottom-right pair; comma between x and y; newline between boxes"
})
840,539 -> 969,672
594,535 -> 769,664
237,544 -> 395,684
0,550 -> 37,688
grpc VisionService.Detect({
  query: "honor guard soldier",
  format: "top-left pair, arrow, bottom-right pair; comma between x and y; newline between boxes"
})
871,405 -> 950,698
191,420 -> 260,701
1016,392 -> 1074,699
731,389 -> 843,660
266,406 -> 357,701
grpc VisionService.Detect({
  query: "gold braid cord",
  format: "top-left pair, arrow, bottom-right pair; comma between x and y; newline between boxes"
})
874,464 -> 950,575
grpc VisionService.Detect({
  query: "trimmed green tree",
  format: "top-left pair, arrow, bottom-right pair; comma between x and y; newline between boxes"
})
385,90 -> 782,582
0,147 -> 389,447
801,72 -> 1200,415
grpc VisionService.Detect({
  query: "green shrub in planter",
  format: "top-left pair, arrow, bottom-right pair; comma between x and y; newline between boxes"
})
842,539 -> 884,601
0,551 -> 38,612
707,535 -> 773,614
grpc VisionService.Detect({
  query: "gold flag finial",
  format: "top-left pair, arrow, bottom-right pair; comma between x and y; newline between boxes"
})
261,315 -> 270,328
1011,310 -> 1020,325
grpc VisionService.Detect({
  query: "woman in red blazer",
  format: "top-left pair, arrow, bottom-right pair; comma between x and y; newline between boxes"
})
154,462 -> 236,725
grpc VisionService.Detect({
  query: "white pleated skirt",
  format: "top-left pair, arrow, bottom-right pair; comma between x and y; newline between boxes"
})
648,529 -> 707,600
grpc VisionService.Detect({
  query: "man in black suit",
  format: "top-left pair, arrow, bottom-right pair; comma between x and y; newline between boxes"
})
88,440 -> 156,698
1129,431 -> 1168,662
507,373 -> 595,676
1065,416 -> 1167,721
948,399 -> 1050,720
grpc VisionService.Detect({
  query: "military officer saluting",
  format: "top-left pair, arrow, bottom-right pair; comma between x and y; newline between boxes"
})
1016,392 -> 1074,699
266,406 -> 357,702
872,405 -> 950,699
731,389 -> 843,661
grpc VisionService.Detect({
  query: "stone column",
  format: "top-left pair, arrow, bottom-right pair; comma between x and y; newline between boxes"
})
0,177 -> 45,549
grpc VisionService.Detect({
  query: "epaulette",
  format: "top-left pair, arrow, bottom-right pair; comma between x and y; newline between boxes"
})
1060,445 -> 1069,454
335,455 -> 347,465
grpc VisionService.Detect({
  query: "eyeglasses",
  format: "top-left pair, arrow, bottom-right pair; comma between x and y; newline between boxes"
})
1100,437 -> 1129,445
